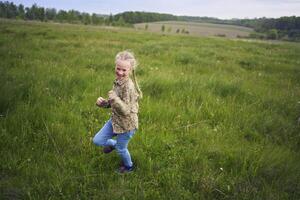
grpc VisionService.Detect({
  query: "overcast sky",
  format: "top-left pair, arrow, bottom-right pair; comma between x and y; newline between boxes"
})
10,0 -> 300,19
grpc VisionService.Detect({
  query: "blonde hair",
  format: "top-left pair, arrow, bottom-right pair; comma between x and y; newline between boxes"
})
115,50 -> 143,99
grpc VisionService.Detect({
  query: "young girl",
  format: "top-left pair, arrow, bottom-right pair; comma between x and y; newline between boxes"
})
93,50 -> 142,173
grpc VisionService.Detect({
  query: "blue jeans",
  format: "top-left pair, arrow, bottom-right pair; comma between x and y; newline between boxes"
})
93,119 -> 136,167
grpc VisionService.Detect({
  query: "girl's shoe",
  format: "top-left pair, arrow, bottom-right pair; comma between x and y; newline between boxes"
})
117,165 -> 134,174
103,146 -> 115,154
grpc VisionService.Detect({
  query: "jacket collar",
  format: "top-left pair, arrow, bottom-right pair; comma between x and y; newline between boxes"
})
114,78 -> 129,86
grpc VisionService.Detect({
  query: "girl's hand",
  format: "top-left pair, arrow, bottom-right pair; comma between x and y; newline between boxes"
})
108,90 -> 117,102
96,97 -> 106,107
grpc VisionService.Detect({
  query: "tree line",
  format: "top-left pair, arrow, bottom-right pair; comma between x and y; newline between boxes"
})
0,1 -> 131,26
114,11 -> 177,23
1,1 -> 299,41
217,17 -> 299,40
0,1 -> 176,27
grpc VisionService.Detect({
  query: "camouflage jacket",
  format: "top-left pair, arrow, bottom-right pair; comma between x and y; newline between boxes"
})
102,78 -> 139,133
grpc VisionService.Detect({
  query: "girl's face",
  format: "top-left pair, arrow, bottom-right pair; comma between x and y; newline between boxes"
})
115,60 -> 132,80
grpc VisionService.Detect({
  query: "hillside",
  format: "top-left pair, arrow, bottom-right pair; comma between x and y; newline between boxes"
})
135,21 -> 254,38
1,19 -> 300,199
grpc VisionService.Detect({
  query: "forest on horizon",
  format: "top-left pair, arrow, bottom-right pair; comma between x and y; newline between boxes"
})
1,1 -> 300,40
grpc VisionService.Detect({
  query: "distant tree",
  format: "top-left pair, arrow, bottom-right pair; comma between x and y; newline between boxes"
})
9,2 -> 18,18
24,3 -> 45,21
0,2 -> 4,18
1,1 -> 18,18
17,4 -> 25,19
67,9 -> 80,23
82,12 -> 91,25
276,16 -> 291,30
288,29 -> 300,39
108,13 -> 113,25
91,13 -> 99,25
266,29 -> 278,39
56,10 -> 67,22
93,14 -> 104,25
45,8 -> 56,21
116,16 -> 125,26
37,6 -> 45,21
161,24 -> 165,32
25,5 -> 34,20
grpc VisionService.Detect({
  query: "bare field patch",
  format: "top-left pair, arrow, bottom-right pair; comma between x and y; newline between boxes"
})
135,21 -> 254,38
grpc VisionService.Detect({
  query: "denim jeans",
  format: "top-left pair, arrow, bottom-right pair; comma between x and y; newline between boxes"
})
93,119 -> 136,167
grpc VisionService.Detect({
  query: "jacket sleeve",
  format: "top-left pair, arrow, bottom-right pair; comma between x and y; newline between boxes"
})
110,85 -> 136,116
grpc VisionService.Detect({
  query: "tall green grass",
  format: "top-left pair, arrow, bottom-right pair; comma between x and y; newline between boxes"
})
1,19 -> 300,199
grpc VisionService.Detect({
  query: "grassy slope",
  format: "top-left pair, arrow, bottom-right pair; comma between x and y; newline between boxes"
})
1,19 -> 300,199
134,21 -> 254,38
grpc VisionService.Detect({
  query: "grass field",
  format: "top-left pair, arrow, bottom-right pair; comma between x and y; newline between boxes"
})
1,19 -> 300,199
134,21 -> 254,38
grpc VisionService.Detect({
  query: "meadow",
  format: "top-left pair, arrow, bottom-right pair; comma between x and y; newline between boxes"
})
134,21 -> 253,38
1,19 -> 300,199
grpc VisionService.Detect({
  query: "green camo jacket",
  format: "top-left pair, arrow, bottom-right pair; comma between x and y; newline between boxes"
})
104,78 -> 139,133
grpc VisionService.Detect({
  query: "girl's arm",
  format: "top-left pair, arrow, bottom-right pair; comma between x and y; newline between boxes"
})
108,86 -> 136,116
96,97 -> 111,108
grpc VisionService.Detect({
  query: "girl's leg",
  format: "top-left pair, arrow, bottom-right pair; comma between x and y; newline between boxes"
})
93,119 -> 117,147
115,129 -> 136,167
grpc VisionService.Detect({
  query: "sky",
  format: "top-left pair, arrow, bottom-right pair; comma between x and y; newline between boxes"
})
10,0 -> 300,19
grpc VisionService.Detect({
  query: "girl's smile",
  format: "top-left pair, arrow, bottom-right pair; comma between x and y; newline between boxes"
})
115,60 -> 131,80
